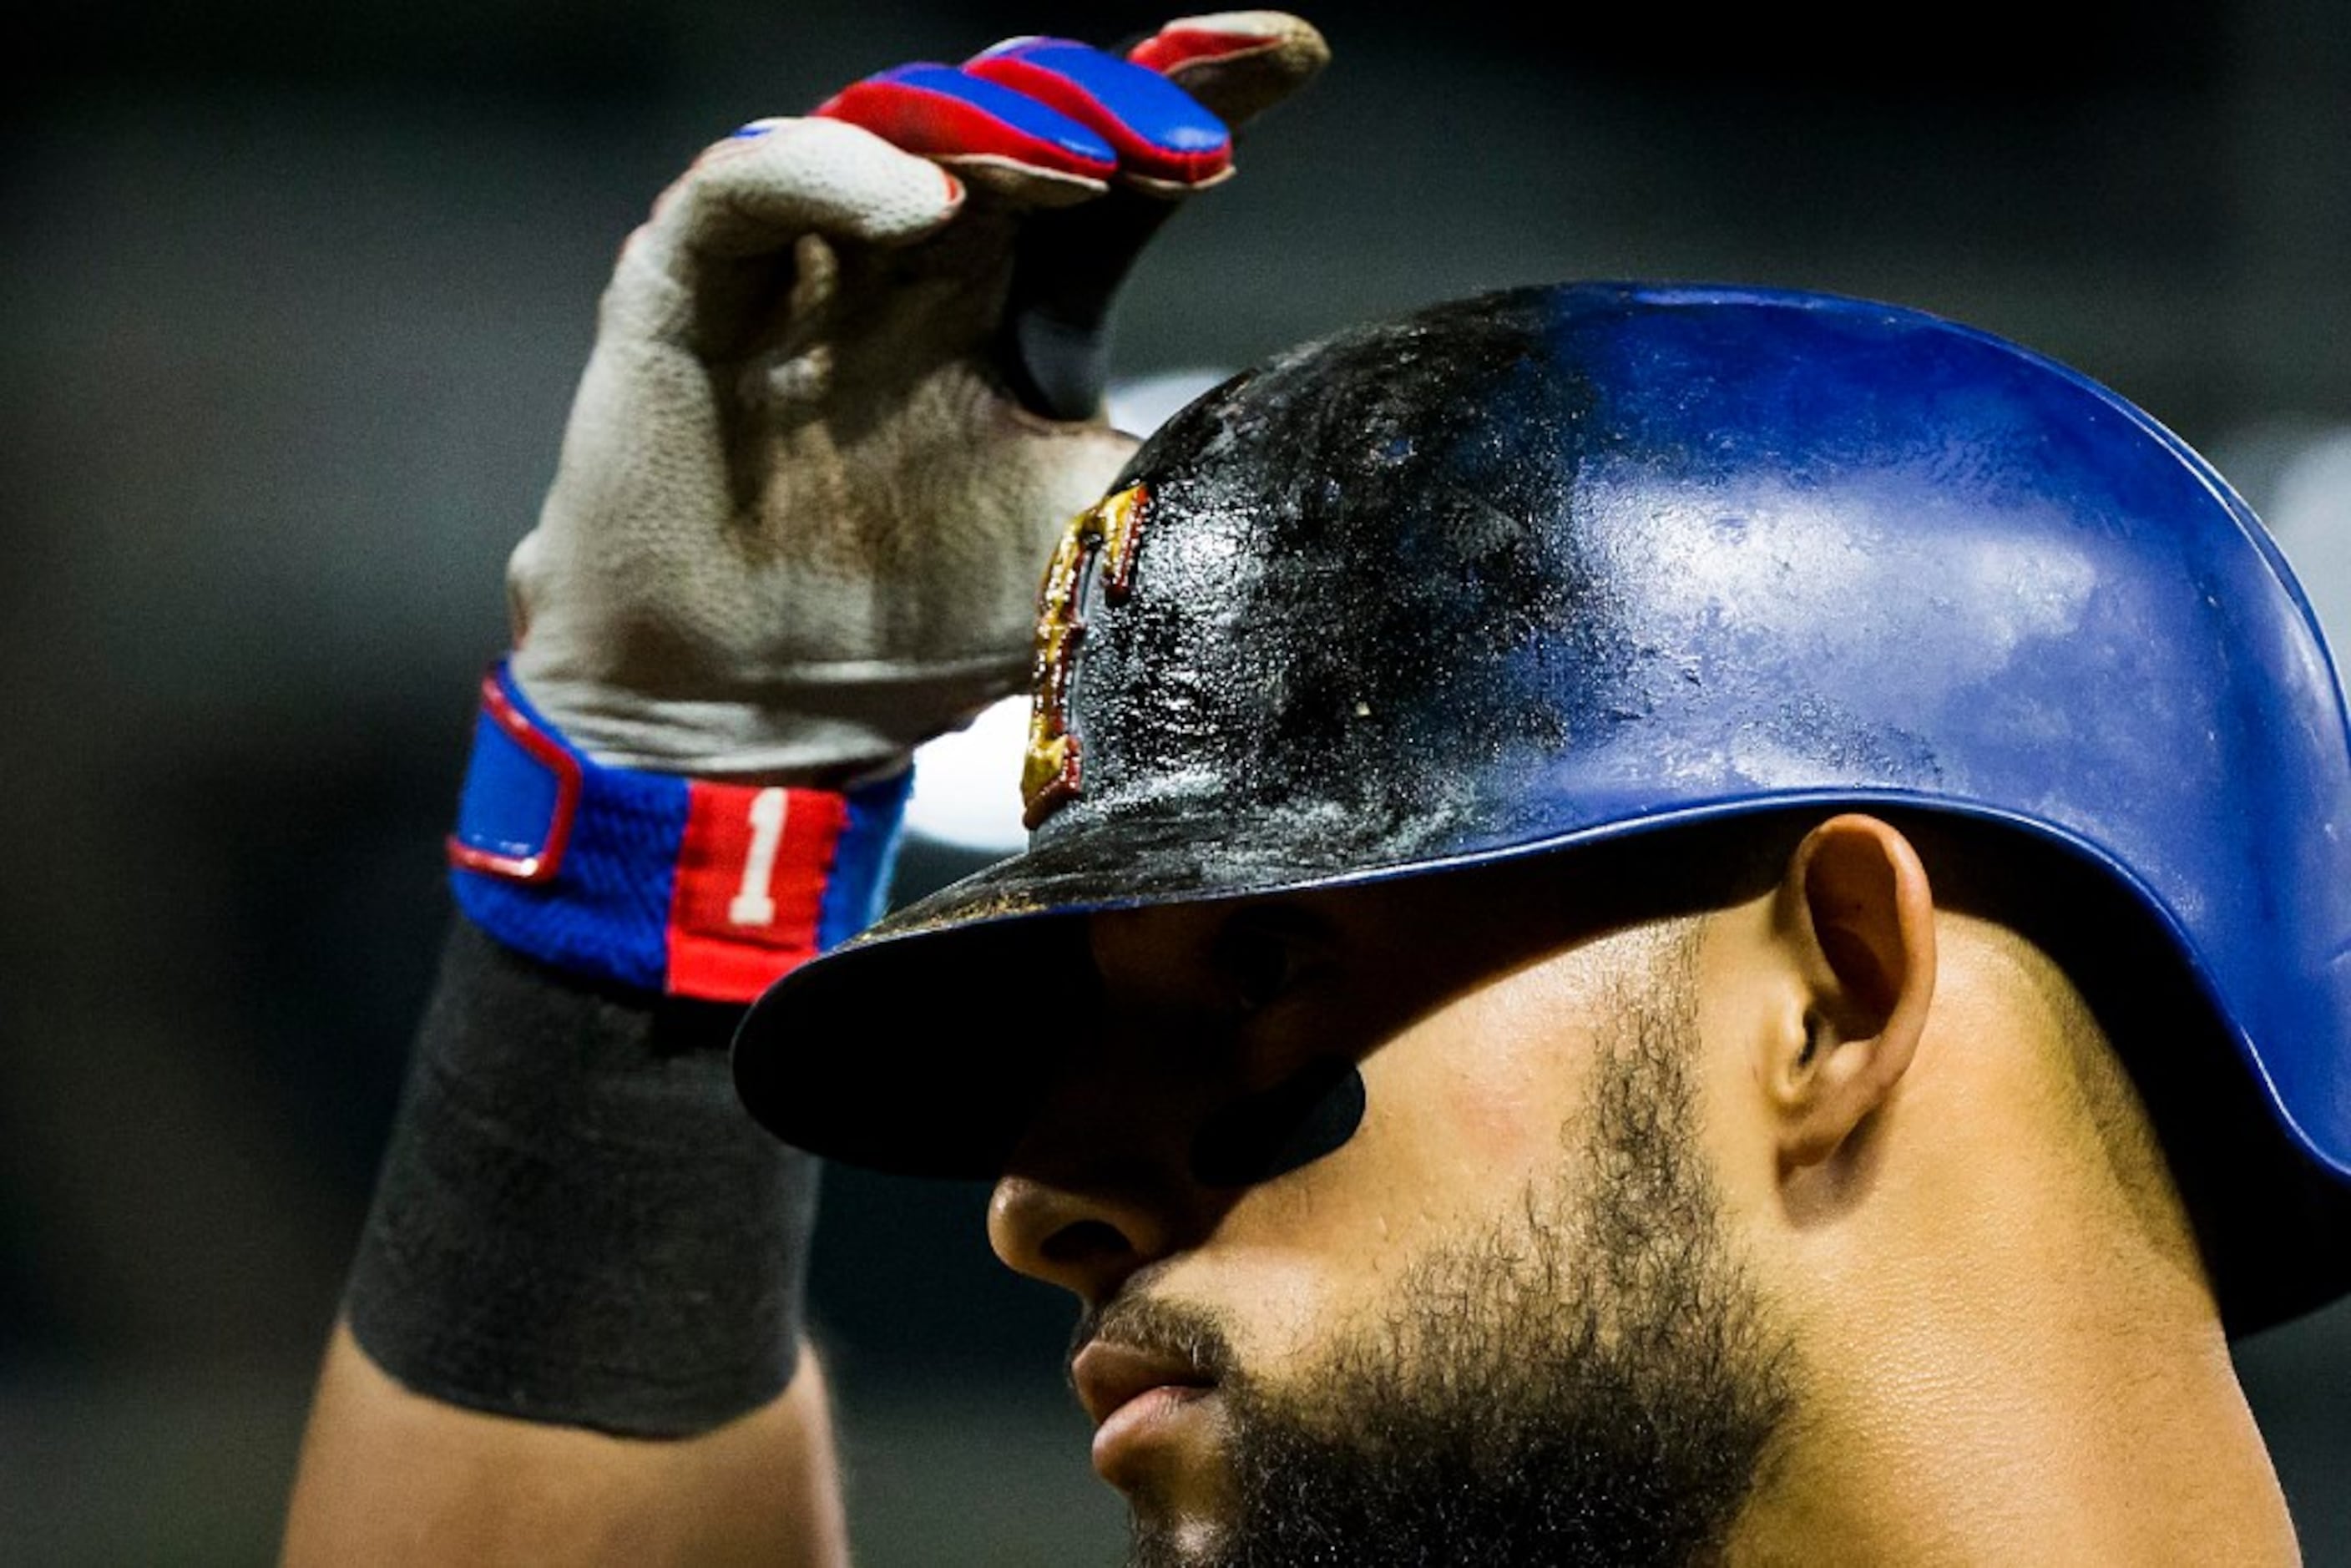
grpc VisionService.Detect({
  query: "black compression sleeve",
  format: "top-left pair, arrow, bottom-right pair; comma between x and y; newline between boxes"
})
344,918 -> 817,1438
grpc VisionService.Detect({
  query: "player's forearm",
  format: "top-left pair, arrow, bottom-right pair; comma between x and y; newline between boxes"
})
283,1323 -> 846,1567
339,922 -> 822,1434
282,923 -> 842,1563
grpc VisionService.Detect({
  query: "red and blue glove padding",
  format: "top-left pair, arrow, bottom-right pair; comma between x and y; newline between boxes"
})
446,662 -> 908,1004
814,35 -> 1234,194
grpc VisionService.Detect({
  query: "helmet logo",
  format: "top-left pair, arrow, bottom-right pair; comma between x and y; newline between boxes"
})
1023,483 -> 1149,828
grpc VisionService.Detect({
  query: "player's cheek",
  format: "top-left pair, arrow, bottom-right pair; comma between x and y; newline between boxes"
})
1179,1110 -> 1459,1366
1354,1017 -> 1573,1224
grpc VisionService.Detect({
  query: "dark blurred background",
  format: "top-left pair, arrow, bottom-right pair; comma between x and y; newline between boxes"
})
5,0 -> 2348,1561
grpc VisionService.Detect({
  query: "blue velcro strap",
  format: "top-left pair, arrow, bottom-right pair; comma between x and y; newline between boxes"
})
446,663 -> 910,1002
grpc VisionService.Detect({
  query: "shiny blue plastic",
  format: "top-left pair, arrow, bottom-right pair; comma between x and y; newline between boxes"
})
1471,286 -> 2351,1191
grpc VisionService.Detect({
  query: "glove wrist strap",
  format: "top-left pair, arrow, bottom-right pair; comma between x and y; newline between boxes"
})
447,660 -> 908,1003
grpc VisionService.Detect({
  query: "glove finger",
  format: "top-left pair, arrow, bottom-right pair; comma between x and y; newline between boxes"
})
1128,11 -> 1330,129
815,63 -> 1116,208
959,37 -> 1240,417
657,115 -> 966,260
963,38 -> 1232,195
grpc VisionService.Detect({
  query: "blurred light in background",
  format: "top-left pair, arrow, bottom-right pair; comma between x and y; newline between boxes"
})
906,695 -> 1030,855
2236,424 -> 2351,647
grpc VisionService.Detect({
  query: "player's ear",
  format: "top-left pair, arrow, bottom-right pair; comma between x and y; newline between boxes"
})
1762,813 -> 1937,1170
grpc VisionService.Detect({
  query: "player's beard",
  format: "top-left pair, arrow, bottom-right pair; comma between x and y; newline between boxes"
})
1120,938 -> 1797,1568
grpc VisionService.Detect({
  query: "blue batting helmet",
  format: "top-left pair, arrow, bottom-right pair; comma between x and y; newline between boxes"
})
735,283 -> 2351,1333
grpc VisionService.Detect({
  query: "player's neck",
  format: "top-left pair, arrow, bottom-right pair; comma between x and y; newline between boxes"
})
1727,1025 -> 2301,1563
1732,1301 -> 2297,1563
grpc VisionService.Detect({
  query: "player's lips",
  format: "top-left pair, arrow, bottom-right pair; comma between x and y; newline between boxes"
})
1071,1338 -> 1216,1429
1073,1339 -> 1218,1483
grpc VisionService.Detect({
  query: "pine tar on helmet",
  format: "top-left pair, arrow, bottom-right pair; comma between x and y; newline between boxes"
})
735,282 -> 2351,1333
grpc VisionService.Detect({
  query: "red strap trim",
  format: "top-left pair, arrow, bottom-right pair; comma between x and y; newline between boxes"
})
1128,27 -> 1279,76
665,781 -> 852,1004
444,672 -> 582,885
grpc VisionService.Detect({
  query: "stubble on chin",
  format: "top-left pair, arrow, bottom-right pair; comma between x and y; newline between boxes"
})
1124,932 -> 1797,1568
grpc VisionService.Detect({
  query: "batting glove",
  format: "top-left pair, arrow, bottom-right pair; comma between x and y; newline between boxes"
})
504,13 -> 1329,782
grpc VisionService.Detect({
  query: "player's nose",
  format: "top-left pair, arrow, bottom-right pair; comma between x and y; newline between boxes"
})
987,1161 -> 1185,1300
987,1051 -> 1210,1298
988,906 -> 1236,1297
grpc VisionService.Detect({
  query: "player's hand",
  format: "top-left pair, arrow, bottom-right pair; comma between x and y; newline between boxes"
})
505,14 -> 1329,781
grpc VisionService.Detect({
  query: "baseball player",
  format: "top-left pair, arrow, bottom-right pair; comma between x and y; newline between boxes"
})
283,13 -> 2351,1565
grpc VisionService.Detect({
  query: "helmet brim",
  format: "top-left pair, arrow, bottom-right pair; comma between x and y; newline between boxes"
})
733,793 -> 1466,1180
733,789 -> 2351,1338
